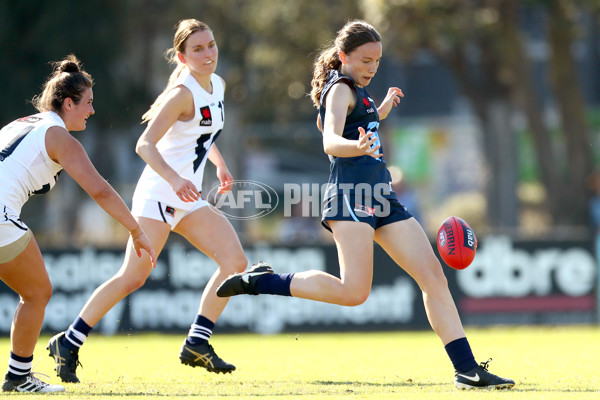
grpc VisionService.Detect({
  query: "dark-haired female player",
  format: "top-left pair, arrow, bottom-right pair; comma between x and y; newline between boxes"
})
217,20 -> 515,390
0,55 -> 155,393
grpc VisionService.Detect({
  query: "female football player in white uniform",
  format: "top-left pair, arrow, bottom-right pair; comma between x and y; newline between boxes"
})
48,19 -> 247,383
0,55 -> 155,393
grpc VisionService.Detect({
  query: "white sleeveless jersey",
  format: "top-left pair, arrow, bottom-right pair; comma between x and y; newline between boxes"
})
0,111 -> 64,215
133,69 -> 225,210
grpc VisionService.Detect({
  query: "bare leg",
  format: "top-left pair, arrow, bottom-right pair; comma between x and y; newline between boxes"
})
78,218 -> 171,326
290,220 -> 375,306
173,205 -> 247,322
374,218 -> 465,345
0,235 -> 51,357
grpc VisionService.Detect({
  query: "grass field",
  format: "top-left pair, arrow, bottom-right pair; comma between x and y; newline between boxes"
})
1,326 -> 599,399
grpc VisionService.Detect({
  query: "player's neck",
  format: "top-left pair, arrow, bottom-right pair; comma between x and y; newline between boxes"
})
189,70 -> 213,94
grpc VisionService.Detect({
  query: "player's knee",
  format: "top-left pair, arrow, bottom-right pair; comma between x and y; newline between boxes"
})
418,264 -> 448,293
40,283 -> 53,305
432,265 -> 449,288
120,275 -> 147,295
340,288 -> 370,306
21,282 -> 52,306
221,253 -> 248,275
235,254 -> 248,273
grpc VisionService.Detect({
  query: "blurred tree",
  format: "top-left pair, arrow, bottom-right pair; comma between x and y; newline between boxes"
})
2,0 -> 596,246
0,0 -> 367,246
125,0 -> 360,124
364,0 -> 595,230
0,0 -> 149,246
178,0 -> 364,124
545,0 -> 594,225
0,0 -> 152,127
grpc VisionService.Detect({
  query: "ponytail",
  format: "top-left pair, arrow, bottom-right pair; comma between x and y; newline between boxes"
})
310,46 -> 341,108
141,62 -> 186,123
32,54 -> 93,113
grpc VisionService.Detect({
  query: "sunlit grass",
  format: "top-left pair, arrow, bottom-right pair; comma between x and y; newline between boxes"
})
1,326 -> 598,399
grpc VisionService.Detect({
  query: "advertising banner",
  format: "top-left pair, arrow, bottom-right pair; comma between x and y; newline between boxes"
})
451,236 -> 598,326
0,237 -> 597,335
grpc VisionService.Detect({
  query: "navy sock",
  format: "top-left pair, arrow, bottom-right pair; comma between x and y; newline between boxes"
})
64,316 -> 93,350
186,315 -> 215,346
7,352 -> 33,380
445,337 -> 478,373
254,273 -> 294,296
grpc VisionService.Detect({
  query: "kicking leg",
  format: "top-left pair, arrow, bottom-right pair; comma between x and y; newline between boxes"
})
218,220 -> 376,307
375,218 -> 514,389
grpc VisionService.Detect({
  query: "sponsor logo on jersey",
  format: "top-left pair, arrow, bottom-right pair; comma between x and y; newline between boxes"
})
199,106 -> 212,126
363,97 -> 375,114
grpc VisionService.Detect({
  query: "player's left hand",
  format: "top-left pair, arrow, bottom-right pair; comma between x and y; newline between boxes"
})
216,167 -> 234,194
130,227 -> 157,268
378,87 -> 404,119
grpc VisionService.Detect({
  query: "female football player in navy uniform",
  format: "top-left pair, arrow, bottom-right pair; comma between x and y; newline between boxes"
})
48,19 -> 248,382
0,55 -> 156,393
217,20 -> 514,390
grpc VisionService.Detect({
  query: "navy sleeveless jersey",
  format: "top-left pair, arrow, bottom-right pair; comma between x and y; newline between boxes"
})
319,70 -> 394,200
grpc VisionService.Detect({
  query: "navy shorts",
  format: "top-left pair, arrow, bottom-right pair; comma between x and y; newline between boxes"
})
321,193 -> 413,232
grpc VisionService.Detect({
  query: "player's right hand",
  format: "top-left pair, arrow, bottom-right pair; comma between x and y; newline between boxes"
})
170,175 -> 200,202
357,127 -> 382,158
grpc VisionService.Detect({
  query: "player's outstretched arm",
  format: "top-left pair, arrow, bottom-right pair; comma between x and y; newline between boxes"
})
45,126 -> 157,267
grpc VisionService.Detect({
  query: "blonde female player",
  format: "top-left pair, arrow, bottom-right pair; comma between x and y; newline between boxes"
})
0,55 -> 156,393
217,20 -> 515,390
48,19 -> 248,383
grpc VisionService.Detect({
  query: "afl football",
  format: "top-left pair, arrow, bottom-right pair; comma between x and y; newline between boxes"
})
436,216 -> 477,270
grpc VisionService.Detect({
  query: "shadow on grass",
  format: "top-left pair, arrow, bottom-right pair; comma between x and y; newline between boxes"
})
506,383 -> 600,393
58,380 -> 446,397
313,379 -> 445,388
316,381 -> 600,393
53,381 -> 600,396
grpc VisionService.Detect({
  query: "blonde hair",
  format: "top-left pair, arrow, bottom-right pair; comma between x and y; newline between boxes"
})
310,20 -> 381,108
142,19 -> 212,123
32,54 -> 93,113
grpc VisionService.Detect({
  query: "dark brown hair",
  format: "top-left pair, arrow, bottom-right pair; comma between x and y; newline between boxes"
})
310,20 -> 381,107
32,54 -> 93,113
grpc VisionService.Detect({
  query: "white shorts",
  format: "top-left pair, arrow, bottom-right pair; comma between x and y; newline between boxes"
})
131,198 -> 210,229
0,205 -> 31,262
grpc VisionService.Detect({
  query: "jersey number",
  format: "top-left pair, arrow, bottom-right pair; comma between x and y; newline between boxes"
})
217,101 -> 224,122
193,129 -> 223,173
367,121 -> 382,160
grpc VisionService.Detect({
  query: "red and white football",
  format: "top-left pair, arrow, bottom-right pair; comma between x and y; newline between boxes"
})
436,216 -> 477,270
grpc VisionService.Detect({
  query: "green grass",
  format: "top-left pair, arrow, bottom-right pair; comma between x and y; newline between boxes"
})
1,326 -> 599,399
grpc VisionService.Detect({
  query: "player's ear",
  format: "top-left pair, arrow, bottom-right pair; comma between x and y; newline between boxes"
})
63,97 -> 73,112
338,50 -> 347,65
177,51 -> 187,64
